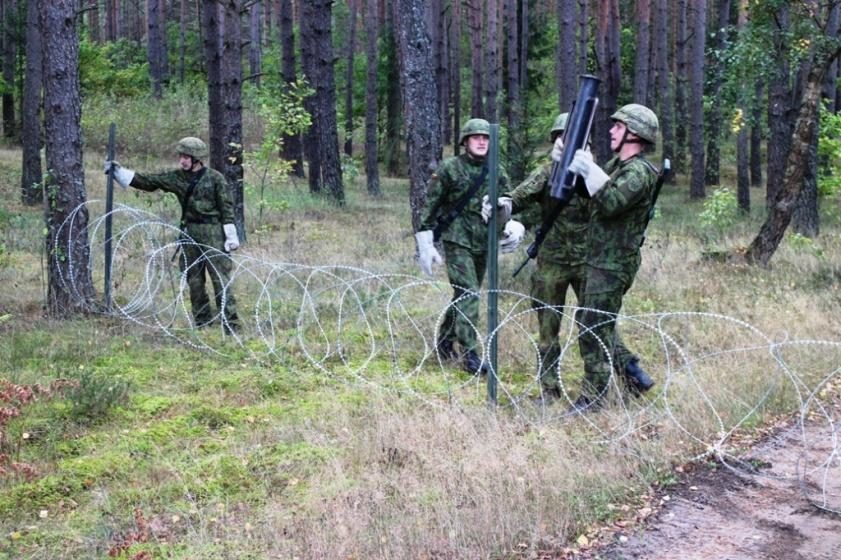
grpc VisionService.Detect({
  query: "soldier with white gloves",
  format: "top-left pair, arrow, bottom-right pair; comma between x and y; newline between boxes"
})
414,118 -> 524,375
105,136 -> 241,334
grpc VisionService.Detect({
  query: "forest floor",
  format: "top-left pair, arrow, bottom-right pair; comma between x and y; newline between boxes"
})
572,403 -> 841,560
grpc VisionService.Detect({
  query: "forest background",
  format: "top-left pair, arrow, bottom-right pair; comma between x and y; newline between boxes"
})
0,0 -> 840,558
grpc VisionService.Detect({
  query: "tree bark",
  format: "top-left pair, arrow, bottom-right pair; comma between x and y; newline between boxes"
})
594,0 -> 620,163
654,0 -> 673,176
393,0 -> 441,231
674,0 -> 688,173
382,1 -> 402,175
21,0 -> 42,206
450,0 -> 461,153
147,0 -> 169,98
469,0 -> 484,118
766,4 -> 792,207
633,0 -> 651,105
506,0 -> 524,182
703,0 -> 731,187
278,0 -> 304,177
750,80 -> 763,187
556,0 -> 577,111
343,0 -> 357,155
40,0 -> 95,316
2,0 -> 17,139
485,0 -> 499,122
220,0 -> 245,234
203,0 -> 224,171
301,0 -> 345,204
364,0 -> 380,196
248,0 -> 262,88
688,0 -> 706,199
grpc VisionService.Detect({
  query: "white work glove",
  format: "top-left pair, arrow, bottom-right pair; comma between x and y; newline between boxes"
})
550,136 -> 564,162
223,223 -> 240,252
499,220 -> 525,254
414,230 -> 442,277
480,195 -> 513,224
568,149 -> 610,196
104,160 -> 135,188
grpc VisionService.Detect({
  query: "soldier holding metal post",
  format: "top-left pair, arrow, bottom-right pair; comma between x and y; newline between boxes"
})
105,137 -> 241,334
415,118 -> 525,375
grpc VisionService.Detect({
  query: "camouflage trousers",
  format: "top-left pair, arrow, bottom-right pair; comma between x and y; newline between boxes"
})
532,260 -> 636,392
180,242 -> 239,329
577,266 -> 636,399
439,243 -> 487,354
531,259 -> 584,390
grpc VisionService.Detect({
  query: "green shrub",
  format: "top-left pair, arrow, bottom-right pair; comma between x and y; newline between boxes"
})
698,187 -> 739,239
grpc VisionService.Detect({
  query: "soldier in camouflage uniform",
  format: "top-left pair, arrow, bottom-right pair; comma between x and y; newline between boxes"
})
566,104 -> 660,411
492,114 -> 651,403
106,137 -> 241,333
415,118 -> 525,375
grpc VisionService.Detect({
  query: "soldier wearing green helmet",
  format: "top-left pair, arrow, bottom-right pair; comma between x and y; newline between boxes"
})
105,137 -> 241,334
564,103 -> 660,412
415,118 -> 525,375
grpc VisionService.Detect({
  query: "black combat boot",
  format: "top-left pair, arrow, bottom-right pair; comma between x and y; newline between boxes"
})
463,350 -> 488,376
624,358 -> 655,395
565,394 -> 603,415
436,337 -> 458,362
531,385 -> 562,406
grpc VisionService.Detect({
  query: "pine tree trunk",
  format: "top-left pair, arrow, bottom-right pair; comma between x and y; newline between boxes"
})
766,5 -> 792,207
688,0 -> 706,199
249,1 -> 262,88
343,0 -> 356,155
87,0 -> 101,42
654,0 -> 673,175
484,0 -> 499,122
450,0 -> 461,153
21,0 -> 42,206
382,2 -> 402,176
704,0 -> 730,187
147,0 -> 167,98
301,0 -> 344,204
363,0 -> 380,196
674,0 -> 688,173
594,0 -> 620,163
556,0 -> 577,111
203,0 -> 224,172
506,0 -> 524,182
2,0 -> 17,139
40,0 -> 95,316
469,0 -> 483,118
221,0 -> 245,234
633,0 -> 651,104
278,0 -> 304,177
792,121 -> 819,237
394,0 -> 441,231
750,80 -> 763,187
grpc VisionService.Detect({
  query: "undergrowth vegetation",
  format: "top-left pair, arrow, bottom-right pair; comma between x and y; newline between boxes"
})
0,90 -> 840,558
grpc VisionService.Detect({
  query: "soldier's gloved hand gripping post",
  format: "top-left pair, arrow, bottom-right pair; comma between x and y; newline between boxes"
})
105,137 -> 241,334
414,118 -> 524,376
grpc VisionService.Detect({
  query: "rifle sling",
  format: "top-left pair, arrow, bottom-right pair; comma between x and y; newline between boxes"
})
179,167 -> 208,230
433,165 -> 489,242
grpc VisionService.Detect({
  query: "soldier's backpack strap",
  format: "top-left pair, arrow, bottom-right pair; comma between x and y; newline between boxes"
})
178,167 -> 208,230
433,165 -> 488,242
640,157 -> 671,247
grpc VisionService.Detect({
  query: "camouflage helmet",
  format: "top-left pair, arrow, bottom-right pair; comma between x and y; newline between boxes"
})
458,118 -> 491,145
175,137 -> 209,160
550,113 -> 569,138
611,104 -> 658,144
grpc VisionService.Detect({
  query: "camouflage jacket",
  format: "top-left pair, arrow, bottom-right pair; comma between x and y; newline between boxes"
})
505,163 -> 590,266
586,155 -> 657,272
419,153 -> 510,252
131,167 -> 235,244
